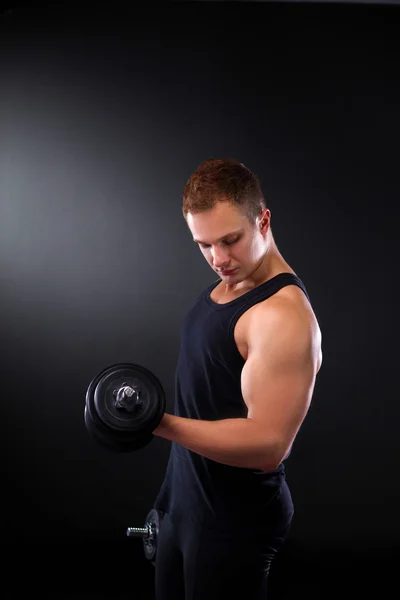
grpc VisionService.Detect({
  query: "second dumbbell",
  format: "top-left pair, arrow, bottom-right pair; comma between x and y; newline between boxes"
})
126,508 -> 164,565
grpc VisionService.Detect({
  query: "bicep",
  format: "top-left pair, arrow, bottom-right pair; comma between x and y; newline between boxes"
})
241,311 -> 319,451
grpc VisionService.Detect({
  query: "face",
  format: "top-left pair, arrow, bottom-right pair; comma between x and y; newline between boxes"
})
187,202 -> 270,281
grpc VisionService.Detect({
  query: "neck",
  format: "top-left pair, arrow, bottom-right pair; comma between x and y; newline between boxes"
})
223,234 -> 294,293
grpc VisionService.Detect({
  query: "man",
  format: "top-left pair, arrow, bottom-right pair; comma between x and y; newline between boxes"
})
151,158 -> 323,599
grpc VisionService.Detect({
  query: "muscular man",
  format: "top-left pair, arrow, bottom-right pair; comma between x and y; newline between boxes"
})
151,158 -> 323,600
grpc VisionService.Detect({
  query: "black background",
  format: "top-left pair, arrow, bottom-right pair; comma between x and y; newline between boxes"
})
1,1 -> 399,597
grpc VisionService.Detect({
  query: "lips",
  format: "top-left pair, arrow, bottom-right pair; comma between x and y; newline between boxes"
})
220,269 -> 237,275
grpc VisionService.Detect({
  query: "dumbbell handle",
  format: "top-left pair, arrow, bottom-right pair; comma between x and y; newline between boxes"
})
126,522 -> 156,540
126,526 -> 148,537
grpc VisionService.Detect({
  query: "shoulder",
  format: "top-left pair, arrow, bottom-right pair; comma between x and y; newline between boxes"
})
250,282 -> 316,325
247,284 -> 323,370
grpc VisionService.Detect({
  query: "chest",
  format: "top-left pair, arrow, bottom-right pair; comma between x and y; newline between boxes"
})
209,286 -> 257,362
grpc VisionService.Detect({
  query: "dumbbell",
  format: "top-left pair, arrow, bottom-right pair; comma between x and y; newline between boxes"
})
126,508 -> 164,565
84,363 -> 166,453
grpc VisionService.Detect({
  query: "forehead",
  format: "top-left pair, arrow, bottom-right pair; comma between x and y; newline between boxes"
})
187,203 -> 248,243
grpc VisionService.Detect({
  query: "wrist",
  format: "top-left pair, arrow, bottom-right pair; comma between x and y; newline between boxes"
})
153,412 -> 171,436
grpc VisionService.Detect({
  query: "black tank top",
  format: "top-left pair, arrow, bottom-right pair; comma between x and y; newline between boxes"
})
154,272 -> 310,528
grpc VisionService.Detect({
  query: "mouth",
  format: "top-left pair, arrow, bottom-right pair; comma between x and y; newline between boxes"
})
219,268 -> 237,276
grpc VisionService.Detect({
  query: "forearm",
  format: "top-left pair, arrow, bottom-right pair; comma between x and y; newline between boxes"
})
152,413 -> 280,471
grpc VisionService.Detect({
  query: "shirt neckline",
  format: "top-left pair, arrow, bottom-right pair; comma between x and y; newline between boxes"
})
204,272 -> 299,310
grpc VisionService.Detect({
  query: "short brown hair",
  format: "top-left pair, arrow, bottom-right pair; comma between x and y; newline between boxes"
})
182,158 -> 266,223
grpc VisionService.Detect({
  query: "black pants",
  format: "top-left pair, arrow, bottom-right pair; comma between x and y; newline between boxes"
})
154,506 -> 291,600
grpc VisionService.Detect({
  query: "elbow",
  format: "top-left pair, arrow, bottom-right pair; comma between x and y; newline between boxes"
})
260,440 -> 289,472
259,459 -> 281,473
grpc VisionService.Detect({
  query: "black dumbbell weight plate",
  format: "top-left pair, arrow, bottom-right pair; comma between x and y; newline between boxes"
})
86,363 -> 166,433
84,363 -> 165,452
143,508 -> 164,564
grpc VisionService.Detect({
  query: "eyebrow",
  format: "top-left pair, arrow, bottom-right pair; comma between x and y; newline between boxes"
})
193,229 -> 243,245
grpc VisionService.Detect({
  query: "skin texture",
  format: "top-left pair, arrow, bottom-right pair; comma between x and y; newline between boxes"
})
153,201 -> 322,472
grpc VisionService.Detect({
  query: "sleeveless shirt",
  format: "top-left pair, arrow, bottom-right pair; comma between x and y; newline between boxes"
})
154,273 -> 310,529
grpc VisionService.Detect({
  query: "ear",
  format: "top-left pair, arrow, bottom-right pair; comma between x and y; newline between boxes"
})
258,208 -> 271,233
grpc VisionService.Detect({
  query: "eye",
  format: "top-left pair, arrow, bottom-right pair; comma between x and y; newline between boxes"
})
223,237 -> 239,246
199,237 -> 239,250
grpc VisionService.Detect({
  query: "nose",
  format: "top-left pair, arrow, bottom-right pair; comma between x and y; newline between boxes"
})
211,246 -> 231,270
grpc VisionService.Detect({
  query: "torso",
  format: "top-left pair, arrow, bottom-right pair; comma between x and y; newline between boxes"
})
210,269 -> 323,371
